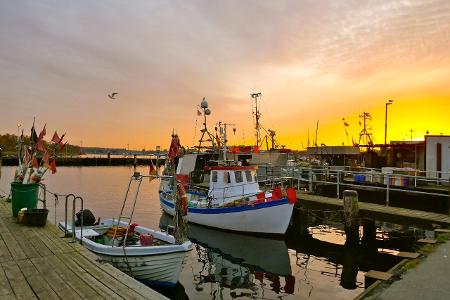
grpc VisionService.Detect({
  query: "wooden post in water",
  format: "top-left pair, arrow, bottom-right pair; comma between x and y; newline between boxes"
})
343,190 -> 360,246
133,154 -> 137,166
0,147 -> 2,181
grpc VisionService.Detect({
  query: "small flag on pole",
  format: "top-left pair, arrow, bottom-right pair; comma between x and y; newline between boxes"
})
51,131 -> 60,143
38,124 -> 47,139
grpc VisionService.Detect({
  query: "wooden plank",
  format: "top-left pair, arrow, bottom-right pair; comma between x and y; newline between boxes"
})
16,260 -> 59,300
365,270 -> 393,281
45,254 -> 104,300
65,251 -> 156,300
0,237 -> 13,263
396,251 -> 420,259
297,192 -> 450,225
31,256 -> 83,300
0,263 -> 15,298
417,239 -> 437,244
0,232 -> 27,261
55,252 -> 123,300
1,261 -> 38,299
435,228 -> 450,233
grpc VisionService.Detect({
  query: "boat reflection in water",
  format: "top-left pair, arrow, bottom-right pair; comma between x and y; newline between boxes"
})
159,213 -> 295,298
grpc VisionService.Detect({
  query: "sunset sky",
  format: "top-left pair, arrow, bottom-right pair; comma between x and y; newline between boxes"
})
1,0 -> 449,150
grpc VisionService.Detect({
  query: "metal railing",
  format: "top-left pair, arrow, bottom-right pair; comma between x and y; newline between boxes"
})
259,166 -> 450,207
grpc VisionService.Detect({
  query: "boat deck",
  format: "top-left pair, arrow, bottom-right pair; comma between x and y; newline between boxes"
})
0,200 -> 167,300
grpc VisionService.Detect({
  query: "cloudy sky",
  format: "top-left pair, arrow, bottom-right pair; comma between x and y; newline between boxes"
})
1,0 -> 449,149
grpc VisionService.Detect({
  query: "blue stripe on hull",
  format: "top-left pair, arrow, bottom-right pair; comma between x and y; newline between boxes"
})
160,193 -> 289,214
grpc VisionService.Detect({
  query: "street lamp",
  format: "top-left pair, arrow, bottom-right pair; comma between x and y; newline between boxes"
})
384,100 -> 394,145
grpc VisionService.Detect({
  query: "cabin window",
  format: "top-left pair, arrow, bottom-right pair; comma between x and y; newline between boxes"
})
211,171 -> 218,183
235,171 -> 243,183
223,172 -> 231,184
245,170 -> 253,182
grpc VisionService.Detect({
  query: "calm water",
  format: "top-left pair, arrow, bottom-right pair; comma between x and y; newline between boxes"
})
0,166 -> 431,300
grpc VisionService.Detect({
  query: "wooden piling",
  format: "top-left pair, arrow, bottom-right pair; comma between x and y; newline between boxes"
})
343,190 -> 359,227
343,190 -> 360,246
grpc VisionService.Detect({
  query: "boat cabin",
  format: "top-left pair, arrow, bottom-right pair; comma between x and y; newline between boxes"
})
203,166 -> 260,204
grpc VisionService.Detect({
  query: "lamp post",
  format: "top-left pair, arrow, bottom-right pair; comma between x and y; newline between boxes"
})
384,100 -> 394,145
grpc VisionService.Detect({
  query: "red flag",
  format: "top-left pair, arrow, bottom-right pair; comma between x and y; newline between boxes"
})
38,124 -> 46,139
49,157 -> 57,174
36,138 -> 45,152
148,161 -> 157,182
168,134 -> 181,163
51,131 -> 60,143
32,156 -> 39,168
58,134 -> 66,150
24,148 -> 31,164
60,141 -> 67,151
43,151 -> 50,168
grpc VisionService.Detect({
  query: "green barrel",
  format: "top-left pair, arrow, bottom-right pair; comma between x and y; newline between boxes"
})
11,182 -> 39,217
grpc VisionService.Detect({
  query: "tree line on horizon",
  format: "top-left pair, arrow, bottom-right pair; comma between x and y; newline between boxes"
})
0,133 -> 80,156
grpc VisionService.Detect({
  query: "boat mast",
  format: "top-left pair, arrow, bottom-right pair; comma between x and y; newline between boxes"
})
197,97 -> 216,151
217,121 -> 235,163
251,92 -> 262,147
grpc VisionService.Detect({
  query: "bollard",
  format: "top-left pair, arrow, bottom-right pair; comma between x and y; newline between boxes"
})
343,190 -> 359,246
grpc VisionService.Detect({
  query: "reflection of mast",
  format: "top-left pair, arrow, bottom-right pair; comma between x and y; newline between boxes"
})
197,97 -> 216,151
251,92 -> 262,147
358,112 -> 374,146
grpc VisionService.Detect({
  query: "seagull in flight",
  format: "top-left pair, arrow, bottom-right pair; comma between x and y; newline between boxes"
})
108,92 -> 118,100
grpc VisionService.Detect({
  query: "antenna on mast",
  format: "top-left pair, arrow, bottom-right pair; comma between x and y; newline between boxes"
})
358,112 -> 374,147
197,97 -> 216,151
251,92 -> 262,147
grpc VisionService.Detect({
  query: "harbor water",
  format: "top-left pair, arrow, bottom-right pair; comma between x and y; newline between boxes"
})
0,166 -> 434,299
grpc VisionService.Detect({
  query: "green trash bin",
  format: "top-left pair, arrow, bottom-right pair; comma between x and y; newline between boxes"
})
11,182 -> 39,217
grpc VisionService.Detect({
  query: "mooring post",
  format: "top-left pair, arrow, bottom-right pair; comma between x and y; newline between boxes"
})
309,169 -> 313,192
336,170 -> 340,199
386,174 -> 390,206
343,190 -> 359,246
133,154 -> 137,166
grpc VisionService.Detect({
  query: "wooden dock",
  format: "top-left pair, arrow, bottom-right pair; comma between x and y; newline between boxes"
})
297,192 -> 450,226
0,200 -> 166,299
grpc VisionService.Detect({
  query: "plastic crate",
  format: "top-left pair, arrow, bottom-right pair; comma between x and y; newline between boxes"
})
24,209 -> 48,226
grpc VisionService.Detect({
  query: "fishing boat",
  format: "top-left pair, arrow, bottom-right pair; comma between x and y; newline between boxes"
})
59,172 -> 193,286
159,101 -> 296,235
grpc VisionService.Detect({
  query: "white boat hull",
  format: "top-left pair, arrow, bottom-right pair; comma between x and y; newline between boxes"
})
59,219 -> 192,286
160,193 -> 294,235
96,250 -> 188,286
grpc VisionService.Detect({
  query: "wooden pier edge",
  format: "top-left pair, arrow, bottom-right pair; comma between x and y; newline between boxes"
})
296,191 -> 450,226
0,199 -> 167,300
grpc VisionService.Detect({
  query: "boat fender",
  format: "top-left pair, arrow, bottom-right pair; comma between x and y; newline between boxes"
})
176,182 -> 188,216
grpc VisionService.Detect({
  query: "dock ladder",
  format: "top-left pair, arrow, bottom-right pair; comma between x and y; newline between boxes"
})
111,172 -> 145,276
63,193 -> 84,244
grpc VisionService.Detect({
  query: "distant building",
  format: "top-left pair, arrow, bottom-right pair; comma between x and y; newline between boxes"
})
387,141 -> 425,170
307,146 -> 360,166
425,135 -> 450,180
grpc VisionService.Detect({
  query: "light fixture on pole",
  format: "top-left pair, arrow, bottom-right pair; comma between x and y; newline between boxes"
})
384,99 -> 394,145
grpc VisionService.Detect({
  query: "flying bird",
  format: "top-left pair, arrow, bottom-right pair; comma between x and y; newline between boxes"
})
108,92 -> 118,100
